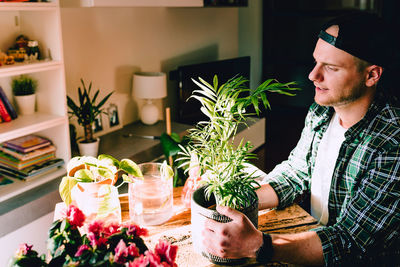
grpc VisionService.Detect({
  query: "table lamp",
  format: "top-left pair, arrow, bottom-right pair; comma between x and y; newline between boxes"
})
133,72 -> 167,125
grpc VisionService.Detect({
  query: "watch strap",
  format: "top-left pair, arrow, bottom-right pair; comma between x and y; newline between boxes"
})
255,233 -> 273,264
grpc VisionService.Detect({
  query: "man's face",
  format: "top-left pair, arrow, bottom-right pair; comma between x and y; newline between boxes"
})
308,26 -> 368,107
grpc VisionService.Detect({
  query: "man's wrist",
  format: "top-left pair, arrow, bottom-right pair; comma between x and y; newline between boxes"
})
255,233 -> 273,264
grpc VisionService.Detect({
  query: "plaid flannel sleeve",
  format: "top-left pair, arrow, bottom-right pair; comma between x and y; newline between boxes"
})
263,109 -> 315,209
311,146 -> 400,266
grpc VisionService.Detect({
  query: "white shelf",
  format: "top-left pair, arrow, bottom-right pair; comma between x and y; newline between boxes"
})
61,0 -> 203,7
0,61 -> 63,78
0,167 -> 66,202
0,113 -> 67,143
0,1 -> 57,11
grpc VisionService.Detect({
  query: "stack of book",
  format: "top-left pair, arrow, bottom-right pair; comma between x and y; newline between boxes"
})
0,135 -> 64,180
0,86 -> 18,123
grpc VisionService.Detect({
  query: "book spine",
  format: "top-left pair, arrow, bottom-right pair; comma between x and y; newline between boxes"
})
0,145 -> 56,161
3,140 -> 51,153
0,86 -> 17,119
0,98 -> 12,122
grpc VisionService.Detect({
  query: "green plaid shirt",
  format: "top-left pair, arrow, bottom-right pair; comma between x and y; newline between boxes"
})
264,92 -> 400,266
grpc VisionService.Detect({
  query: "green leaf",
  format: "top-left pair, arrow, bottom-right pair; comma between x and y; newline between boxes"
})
120,159 -> 142,177
59,176 -> 78,205
122,173 -> 134,183
98,154 -> 120,168
74,169 -> 94,182
96,168 -> 114,180
160,161 -> 174,181
160,133 -> 181,158
97,185 -> 120,219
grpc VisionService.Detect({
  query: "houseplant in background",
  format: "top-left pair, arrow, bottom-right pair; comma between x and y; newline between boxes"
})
178,75 -> 298,265
11,74 -> 37,115
67,79 -> 113,157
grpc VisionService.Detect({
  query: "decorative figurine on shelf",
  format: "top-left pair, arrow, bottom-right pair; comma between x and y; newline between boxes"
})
6,35 -> 41,63
8,35 -> 28,62
4,55 -> 15,65
27,40 -> 39,61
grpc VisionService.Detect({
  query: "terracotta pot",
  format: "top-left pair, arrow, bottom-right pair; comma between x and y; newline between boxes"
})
71,180 -> 121,224
191,186 -> 258,265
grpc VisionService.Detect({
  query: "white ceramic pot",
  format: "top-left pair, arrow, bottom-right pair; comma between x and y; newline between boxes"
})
14,94 -> 36,115
77,137 -> 100,157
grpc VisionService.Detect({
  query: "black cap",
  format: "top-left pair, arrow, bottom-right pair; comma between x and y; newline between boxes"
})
318,12 -> 395,68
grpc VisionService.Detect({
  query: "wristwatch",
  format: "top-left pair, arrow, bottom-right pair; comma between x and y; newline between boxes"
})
255,233 -> 273,264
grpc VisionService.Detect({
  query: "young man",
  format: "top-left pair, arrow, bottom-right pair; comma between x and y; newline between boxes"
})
202,12 -> 400,266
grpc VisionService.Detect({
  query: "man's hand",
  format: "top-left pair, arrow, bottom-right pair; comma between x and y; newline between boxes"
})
202,205 -> 264,259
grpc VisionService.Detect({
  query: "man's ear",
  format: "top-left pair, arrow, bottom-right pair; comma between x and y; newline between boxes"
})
365,65 -> 383,87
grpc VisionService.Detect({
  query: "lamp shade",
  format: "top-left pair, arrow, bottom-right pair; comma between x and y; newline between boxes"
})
133,72 -> 167,99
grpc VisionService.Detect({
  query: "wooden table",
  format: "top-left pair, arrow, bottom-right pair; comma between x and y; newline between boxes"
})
119,187 -> 319,266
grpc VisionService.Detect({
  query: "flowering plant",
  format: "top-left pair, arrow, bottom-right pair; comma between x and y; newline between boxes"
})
8,205 -> 178,267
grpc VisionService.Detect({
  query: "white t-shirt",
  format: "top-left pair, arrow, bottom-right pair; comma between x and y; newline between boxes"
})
311,113 -> 346,225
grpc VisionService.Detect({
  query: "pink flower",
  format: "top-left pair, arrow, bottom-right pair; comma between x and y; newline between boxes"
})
16,243 -> 33,257
128,254 -> 149,267
87,232 -> 107,248
145,250 -> 161,267
114,240 -> 128,264
124,224 -> 148,237
74,244 -> 90,257
66,205 -> 85,228
154,240 -> 178,266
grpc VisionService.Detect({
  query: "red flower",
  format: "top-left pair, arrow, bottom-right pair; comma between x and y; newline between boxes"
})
74,244 -> 90,257
103,222 -> 121,237
145,250 -> 161,267
86,220 -> 104,237
126,243 -> 140,258
66,205 -> 85,228
114,240 -> 128,264
128,254 -> 149,267
154,240 -> 178,266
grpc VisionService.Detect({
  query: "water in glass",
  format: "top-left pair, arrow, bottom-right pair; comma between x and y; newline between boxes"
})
129,163 -> 173,225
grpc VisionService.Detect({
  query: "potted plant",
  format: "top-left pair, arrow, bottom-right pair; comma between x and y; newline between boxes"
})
7,205 -> 178,267
11,75 -> 37,115
59,154 -> 143,224
67,79 -> 113,156
177,75 -> 298,265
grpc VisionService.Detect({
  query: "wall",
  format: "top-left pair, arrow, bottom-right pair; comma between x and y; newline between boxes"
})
60,6 -> 240,137
239,0 -> 262,88
0,212 -> 54,266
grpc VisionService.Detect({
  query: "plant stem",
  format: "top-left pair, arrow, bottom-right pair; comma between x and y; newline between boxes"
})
84,123 -> 94,142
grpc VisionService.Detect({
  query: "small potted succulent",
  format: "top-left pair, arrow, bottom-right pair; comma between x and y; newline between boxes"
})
67,79 -> 113,156
11,75 -> 37,115
178,75 -> 298,265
